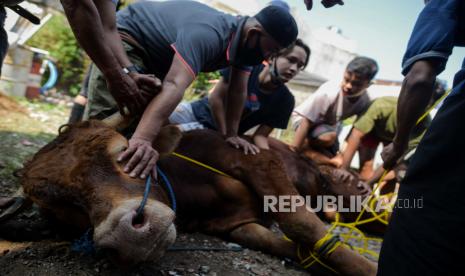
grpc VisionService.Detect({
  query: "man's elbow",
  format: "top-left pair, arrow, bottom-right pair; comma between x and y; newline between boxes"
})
163,78 -> 182,93
404,60 -> 437,91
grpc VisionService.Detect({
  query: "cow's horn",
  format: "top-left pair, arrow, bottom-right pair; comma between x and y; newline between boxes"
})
102,109 -> 134,131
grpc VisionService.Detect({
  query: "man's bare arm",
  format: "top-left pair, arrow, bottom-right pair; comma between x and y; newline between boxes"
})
253,125 -> 274,150
61,0 -> 159,115
225,69 -> 248,137
61,0 -> 120,75
94,0 -> 131,68
382,60 -> 437,169
118,55 -> 195,178
224,69 -> 259,155
341,128 -> 365,169
292,117 -> 312,150
209,78 -> 228,135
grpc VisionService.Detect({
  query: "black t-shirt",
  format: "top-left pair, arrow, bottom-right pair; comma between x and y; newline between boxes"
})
116,1 -> 250,80
191,64 -> 295,134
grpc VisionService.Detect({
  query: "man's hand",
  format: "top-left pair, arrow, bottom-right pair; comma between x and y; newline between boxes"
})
226,136 -> 260,155
329,154 -> 343,168
304,0 -> 344,10
130,72 -> 162,97
106,70 -> 155,116
289,145 -> 298,152
118,137 -> 159,179
381,142 -> 407,170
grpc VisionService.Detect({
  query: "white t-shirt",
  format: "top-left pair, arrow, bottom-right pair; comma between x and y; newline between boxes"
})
293,80 -> 370,127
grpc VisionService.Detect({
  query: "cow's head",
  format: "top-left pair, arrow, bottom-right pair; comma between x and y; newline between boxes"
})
21,120 -> 182,264
266,137 -> 371,199
318,165 -> 371,199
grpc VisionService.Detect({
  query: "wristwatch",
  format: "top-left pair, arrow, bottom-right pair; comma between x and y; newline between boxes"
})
122,65 -> 141,74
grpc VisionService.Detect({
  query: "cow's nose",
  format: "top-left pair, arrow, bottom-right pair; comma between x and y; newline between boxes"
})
93,199 -> 176,264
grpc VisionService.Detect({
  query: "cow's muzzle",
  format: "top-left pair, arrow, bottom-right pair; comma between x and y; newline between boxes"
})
93,199 -> 176,264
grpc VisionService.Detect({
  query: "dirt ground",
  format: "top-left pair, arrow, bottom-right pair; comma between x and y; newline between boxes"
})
0,94 -> 381,276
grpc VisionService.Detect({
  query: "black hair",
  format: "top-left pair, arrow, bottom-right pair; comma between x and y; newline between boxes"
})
277,38 -> 311,69
346,56 -> 379,81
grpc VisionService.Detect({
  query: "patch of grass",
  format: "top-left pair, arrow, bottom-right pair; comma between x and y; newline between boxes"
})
0,96 -> 68,195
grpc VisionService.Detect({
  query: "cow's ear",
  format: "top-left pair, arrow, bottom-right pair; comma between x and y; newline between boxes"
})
153,125 -> 182,158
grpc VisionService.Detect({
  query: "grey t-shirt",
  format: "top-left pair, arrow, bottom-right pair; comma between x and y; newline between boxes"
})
117,1 -> 247,79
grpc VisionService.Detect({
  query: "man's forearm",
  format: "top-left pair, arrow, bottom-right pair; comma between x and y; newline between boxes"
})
225,90 -> 245,136
225,71 -> 247,137
342,129 -> 364,169
394,60 -> 437,148
292,118 -> 311,149
61,0 -> 121,75
253,135 -> 270,150
209,92 -> 227,135
94,0 -> 132,68
134,81 -> 184,142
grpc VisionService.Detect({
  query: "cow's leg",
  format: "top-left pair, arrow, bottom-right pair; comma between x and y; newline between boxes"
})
228,152 -> 376,276
229,223 -> 346,275
229,223 -> 296,259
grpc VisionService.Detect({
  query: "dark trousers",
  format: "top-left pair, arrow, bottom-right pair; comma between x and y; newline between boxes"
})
378,65 -> 465,275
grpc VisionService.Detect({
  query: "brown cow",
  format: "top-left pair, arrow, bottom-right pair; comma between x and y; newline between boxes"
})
17,120 -> 376,275
267,137 -> 387,234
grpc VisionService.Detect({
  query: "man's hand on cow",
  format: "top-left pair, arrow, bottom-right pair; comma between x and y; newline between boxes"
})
381,142 -> 407,170
304,0 -> 344,10
226,136 -> 260,155
289,145 -> 298,153
118,137 -> 159,179
329,154 -> 343,168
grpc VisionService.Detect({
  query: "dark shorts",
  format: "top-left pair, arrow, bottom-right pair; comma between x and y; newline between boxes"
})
378,78 -> 465,275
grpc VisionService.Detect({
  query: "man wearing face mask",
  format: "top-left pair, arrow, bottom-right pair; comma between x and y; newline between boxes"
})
291,56 -> 378,167
169,39 -> 311,151
84,1 -> 298,180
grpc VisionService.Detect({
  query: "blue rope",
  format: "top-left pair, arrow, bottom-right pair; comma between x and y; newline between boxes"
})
157,166 -> 177,213
71,166 -> 176,254
135,174 -> 152,220
71,229 -> 95,254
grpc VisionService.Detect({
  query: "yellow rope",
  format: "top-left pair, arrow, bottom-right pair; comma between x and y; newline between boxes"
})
171,152 -> 233,178
287,89 -> 451,272
171,150 -> 387,272
416,89 -> 451,125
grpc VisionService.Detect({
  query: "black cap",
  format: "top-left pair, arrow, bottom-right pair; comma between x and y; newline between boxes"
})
254,5 -> 298,48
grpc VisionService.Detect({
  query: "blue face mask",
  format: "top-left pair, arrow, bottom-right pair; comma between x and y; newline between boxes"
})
238,34 -> 265,66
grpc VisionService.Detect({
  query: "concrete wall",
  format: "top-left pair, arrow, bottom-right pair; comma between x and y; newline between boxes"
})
0,46 -> 33,97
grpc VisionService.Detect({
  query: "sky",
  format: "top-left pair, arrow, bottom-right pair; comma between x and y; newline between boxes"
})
258,0 -> 465,86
